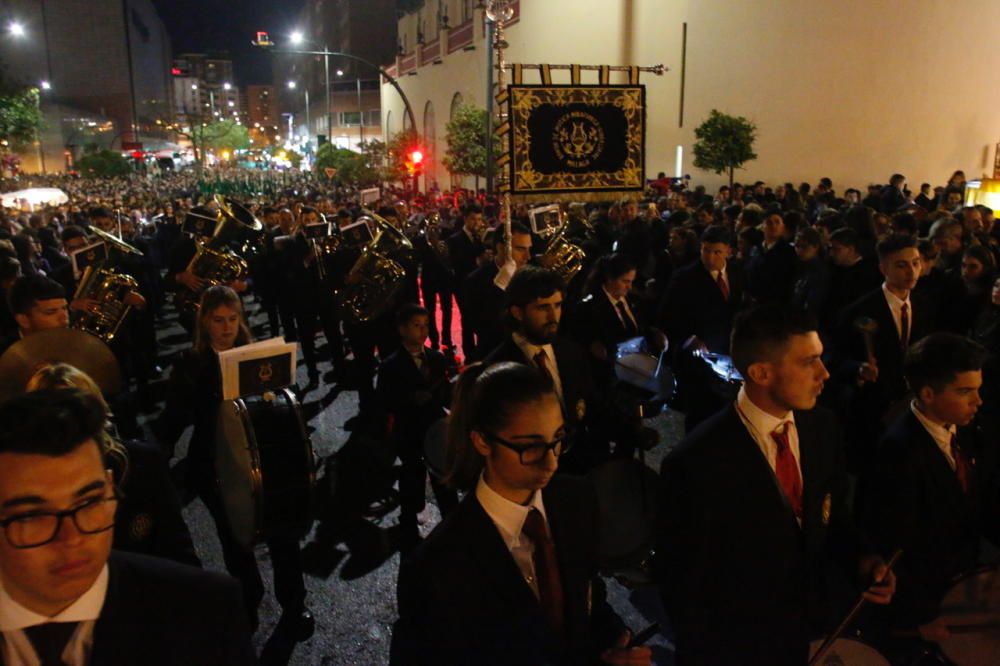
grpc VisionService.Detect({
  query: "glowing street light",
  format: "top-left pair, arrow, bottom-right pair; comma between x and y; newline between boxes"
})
39,80 -> 51,91
191,84 -> 198,90
287,80 -> 296,89
290,30 -> 304,46
8,22 -> 25,37
223,82 -> 232,91
336,69 -> 344,77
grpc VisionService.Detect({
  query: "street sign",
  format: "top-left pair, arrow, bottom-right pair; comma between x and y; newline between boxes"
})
324,167 -> 337,179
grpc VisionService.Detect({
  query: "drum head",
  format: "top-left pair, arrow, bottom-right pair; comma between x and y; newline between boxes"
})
216,399 -> 260,548
587,458 -> 658,571
808,638 -> 890,665
423,418 -> 449,479
938,567 -> 1000,666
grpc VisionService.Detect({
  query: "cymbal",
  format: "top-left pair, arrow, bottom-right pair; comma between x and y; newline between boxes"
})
0,328 -> 122,401
89,226 -> 143,256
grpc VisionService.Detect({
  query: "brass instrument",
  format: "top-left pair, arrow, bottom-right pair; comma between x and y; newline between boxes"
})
335,209 -> 414,323
72,264 -> 138,342
304,216 -> 341,283
421,212 -> 452,275
175,196 -> 261,318
70,227 -> 144,343
536,208 -> 586,284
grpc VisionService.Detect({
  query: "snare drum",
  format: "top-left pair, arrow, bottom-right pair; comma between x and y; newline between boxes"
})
808,637 -> 890,665
935,566 -> 1000,666
215,388 -> 316,548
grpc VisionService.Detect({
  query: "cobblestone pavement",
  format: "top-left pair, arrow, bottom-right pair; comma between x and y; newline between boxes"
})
140,299 -> 684,665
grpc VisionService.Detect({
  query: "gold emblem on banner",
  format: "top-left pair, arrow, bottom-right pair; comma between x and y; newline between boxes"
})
575,398 -> 586,421
553,111 -> 605,168
821,493 -> 831,526
258,361 -> 273,383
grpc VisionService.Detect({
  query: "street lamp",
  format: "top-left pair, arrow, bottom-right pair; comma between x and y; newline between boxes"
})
283,29 -> 331,143
8,21 -> 25,37
290,30 -> 304,46
288,80 -> 310,146
223,82 -> 232,91
40,80 -> 51,91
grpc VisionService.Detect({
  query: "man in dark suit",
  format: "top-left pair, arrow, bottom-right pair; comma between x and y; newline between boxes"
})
861,333 -> 1000,643
0,389 -> 255,665
445,204 -> 488,360
832,233 -> 930,466
821,228 -> 882,337
656,305 -> 895,666
745,211 -> 797,304
463,222 -> 533,361
484,267 -> 651,471
377,304 -> 457,549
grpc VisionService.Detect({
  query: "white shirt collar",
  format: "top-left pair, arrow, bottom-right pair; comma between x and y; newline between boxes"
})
881,282 -> 911,309
737,386 -> 795,437
0,565 -> 108,630
709,263 -> 728,281
910,401 -> 957,467
512,332 -> 554,362
475,474 -> 547,549
601,286 -> 626,307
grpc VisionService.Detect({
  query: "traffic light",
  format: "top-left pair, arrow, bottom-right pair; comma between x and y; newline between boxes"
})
405,148 -> 424,176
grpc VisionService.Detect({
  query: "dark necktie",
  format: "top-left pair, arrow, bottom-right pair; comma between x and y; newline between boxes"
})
522,508 -> 565,636
771,423 -> 803,520
413,352 -> 430,382
950,432 -> 972,495
716,271 -> 730,301
533,350 -> 553,385
615,300 -> 637,335
900,302 -> 910,350
25,621 -> 79,666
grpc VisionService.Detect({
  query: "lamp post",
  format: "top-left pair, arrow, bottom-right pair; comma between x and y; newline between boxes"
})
290,31 -> 331,145
288,81 -> 310,146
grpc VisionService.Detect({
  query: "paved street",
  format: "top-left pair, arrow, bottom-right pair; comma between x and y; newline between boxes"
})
141,297 -> 683,665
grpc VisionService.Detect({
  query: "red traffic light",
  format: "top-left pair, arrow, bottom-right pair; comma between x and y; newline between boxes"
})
409,150 -> 424,165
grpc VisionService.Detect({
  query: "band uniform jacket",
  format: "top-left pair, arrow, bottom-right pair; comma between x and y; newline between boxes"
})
569,289 -> 646,382
391,475 -> 624,665
745,240 -> 796,305
463,262 -> 506,361
89,551 -> 255,665
444,228 -> 485,285
860,410 -> 1000,627
376,346 -> 450,441
659,259 -> 745,355
656,405 -> 866,666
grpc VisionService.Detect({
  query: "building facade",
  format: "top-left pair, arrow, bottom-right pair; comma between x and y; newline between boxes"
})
382,0 -> 1000,192
171,54 -> 243,126
0,0 -> 173,171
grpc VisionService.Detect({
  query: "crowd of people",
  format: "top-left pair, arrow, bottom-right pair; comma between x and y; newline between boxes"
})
0,165 -> 997,665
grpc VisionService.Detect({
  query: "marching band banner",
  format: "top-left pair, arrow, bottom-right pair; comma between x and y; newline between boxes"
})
507,85 -> 646,198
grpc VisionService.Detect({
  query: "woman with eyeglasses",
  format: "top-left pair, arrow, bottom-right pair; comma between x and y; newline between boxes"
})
391,361 -> 651,666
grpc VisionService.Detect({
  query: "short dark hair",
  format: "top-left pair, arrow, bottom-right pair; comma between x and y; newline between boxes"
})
731,305 -> 817,377
492,221 -> 531,249
0,388 -> 107,458
7,274 -> 65,316
505,266 -> 564,310
701,224 -> 732,246
876,233 -> 917,261
89,207 -> 113,220
904,333 -> 986,394
61,225 -> 88,243
395,302 -> 429,327
829,227 -> 859,250
462,203 -> 483,218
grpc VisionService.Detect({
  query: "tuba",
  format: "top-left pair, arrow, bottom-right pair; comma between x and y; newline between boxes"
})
70,226 -> 143,343
175,196 -> 261,318
335,208 -> 414,323
535,207 -> 586,284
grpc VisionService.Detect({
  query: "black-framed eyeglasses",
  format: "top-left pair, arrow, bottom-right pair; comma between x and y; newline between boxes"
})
483,431 -> 572,465
0,494 -> 120,549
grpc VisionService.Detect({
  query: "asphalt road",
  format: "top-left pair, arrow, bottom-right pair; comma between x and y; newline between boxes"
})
140,298 -> 683,665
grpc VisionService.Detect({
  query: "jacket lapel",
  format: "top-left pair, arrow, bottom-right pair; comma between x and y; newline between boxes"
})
726,407 -> 801,529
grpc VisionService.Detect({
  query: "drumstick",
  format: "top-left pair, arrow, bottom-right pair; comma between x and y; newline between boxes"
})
853,316 -> 879,366
809,549 -> 902,666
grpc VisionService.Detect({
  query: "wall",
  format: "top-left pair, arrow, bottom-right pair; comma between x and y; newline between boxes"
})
382,0 -> 1000,192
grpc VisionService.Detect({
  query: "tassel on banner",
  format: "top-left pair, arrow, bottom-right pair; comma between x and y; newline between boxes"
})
599,65 -> 610,85
512,63 -> 523,84
540,64 -> 552,85
570,64 -> 581,85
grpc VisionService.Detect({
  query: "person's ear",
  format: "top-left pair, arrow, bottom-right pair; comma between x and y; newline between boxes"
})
745,361 -> 771,386
917,385 -> 936,406
510,305 -> 524,324
470,430 -> 491,457
14,312 -> 30,332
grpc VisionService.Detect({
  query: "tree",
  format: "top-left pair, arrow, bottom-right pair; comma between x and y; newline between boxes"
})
443,104 -> 497,190
0,85 -> 42,152
692,109 -> 758,190
203,120 -> 250,152
385,128 -> 420,184
313,143 -> 383,188
75,150 -> 131,177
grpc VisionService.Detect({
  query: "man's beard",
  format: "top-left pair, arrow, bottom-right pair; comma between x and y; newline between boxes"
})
523,321 -> 558,345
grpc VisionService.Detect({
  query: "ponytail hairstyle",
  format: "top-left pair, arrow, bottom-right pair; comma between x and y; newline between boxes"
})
443,361 -> 558,490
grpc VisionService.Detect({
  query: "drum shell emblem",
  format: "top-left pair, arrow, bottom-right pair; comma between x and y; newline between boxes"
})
821,493 -> 831,526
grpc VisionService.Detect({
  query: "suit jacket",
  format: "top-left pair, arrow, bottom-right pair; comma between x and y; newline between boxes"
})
656,405 -> 866,666
820,258 -> 882,337
745,240 -> 797,305
659,259 -> 745,354
376,346 -> 450,442
463,262 -> 506,361
391,476 -> 624,665
860,410 -> 1000,627
445,227 -> 485,288
90,551 -> 255,665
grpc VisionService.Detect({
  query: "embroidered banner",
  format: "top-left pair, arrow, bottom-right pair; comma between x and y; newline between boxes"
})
507,85 -> 645,197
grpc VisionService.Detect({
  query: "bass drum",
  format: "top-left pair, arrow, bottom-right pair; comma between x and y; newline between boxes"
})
936,566 -> 1000,666
808,637 -> 889,665
216,388 -> 316,548
423,417 -> 449,479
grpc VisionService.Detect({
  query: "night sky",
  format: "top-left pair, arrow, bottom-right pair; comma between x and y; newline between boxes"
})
151,0 -> 307,85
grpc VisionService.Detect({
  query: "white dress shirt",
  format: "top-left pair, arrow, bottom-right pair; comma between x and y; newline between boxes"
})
512,332 -> 564,404
710,265 -> 729,294
734,387 -> 802,480
881,283 -> 912,343
475,475 -> 548,599
0,565 -> 108,666
911,401 -> 958,470
602,287 -> 638,331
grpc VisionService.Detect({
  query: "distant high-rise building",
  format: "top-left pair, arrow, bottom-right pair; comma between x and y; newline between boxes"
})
171,54 -> 242,126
